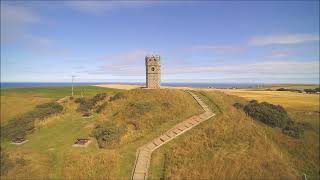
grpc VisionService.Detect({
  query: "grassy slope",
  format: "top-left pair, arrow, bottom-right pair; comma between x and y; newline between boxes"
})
149,90 -> 319,180
216,89 -> 320,132
1,87 -> 202,179
0,86 -> 117,124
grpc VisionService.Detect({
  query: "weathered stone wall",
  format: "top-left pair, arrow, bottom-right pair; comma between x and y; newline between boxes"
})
145,55 -> 161,89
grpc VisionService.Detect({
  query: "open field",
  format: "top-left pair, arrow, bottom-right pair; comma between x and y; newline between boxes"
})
213,89 -> 320,132
260,84 -> 319,90
0,86 -> 120,124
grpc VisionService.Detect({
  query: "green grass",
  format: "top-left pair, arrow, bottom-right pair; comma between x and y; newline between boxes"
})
1,86 -> 121,124
0,87 -> 202,179
1,86 -> 120,99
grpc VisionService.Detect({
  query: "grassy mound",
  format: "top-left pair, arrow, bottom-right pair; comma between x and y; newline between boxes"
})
93,89 -> 203,149
149,90 -> 319,179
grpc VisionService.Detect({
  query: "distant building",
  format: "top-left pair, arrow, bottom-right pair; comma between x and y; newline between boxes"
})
145,55 -> 161,89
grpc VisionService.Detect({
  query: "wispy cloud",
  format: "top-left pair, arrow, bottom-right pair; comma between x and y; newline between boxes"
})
249,33 -> 319,45
0,3 -> 55,46
1,3 -> 42,43
66,1 -> 154,14
186,45 -> 245,53
164,60 -> 319,75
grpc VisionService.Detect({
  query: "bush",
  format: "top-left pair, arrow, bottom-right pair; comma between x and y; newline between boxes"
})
92,93 -> 107,103
233,102 -> 244,109
110,92 -> 125,101
92,121 -> 123,148
76,99 -> 95,113
2,102 -> 63,140
282,123 -> 304,138
276,88 -> 302,93
244,101 -> 292,128
304,89 -> 317,94
75,93 -> 108,113
243,100 -> 304,138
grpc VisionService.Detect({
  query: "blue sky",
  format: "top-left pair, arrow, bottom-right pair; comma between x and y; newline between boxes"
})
1,1 -> 319,83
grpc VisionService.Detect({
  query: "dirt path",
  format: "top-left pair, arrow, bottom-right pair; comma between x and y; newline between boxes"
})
131,91 -> 215,180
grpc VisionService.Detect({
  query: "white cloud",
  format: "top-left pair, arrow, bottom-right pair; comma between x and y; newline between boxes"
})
164,60 -> 319,75
249,33 -> 319,45
189,45 -> 244,53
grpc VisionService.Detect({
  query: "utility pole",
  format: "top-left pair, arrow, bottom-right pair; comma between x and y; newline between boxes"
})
72,75 -> 75,97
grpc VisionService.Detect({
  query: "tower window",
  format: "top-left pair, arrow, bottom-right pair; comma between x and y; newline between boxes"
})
151,67 -> 155,71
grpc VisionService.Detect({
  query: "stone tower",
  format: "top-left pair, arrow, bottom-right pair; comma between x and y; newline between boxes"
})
145,55 -> 161,89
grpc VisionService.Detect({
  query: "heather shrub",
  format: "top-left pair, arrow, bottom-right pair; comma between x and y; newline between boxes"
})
92,121 -> 124,148
243,100 -> 304,138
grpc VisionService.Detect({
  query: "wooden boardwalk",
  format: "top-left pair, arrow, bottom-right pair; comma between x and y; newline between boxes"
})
131,91 -> 215,180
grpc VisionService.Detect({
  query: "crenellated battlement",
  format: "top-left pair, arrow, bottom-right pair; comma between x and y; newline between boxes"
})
145,55 -> 161,65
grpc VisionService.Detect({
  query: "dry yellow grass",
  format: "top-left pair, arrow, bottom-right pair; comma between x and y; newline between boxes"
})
1,95 -> 52,124
213,89 -> 319,111
1,149 -> 50,179
94,84 -> 143,90
211,89 -> 320,131
149,90 -> 319,179
63,150 -> 119,180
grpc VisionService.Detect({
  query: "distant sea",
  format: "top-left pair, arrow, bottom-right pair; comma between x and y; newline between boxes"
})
1,82 -> 259,89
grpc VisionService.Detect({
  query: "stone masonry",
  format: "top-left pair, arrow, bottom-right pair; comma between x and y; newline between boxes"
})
145,55 -> 161,88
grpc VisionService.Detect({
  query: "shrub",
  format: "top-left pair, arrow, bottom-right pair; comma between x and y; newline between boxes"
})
276,88 -> 302,93
92,93 -> 107,103
282,123 -> 304,138
243,100 -> 304,138
110,92 -> 125,101
304,89 -> 317,94
75,93 -> 108,113
76,99 -> 95,113
244,101 -> 292,128
233,102 -> 244,109
92,121 -> 123,148
2,102 -> 63,140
